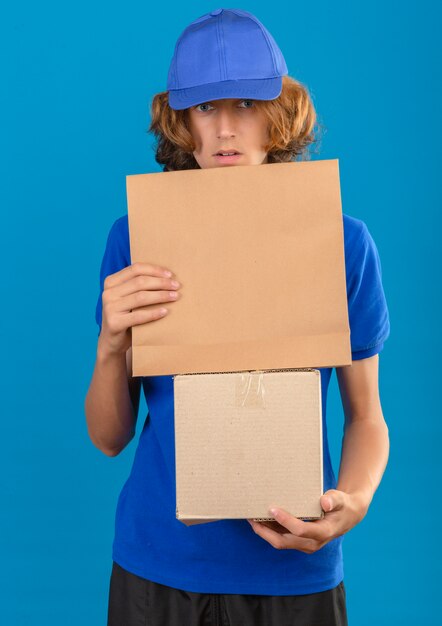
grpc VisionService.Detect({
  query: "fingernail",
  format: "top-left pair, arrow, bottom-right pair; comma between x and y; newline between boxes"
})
269,508 -> 278,517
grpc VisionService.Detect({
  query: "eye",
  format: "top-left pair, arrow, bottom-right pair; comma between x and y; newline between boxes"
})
195,102 -> 214,112
239,100 -> 255,108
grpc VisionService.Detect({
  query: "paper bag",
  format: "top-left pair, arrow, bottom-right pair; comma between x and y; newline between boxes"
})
126,159 -> 351,376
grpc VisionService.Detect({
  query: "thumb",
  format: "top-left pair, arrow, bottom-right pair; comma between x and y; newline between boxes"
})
321,491 -> 335,512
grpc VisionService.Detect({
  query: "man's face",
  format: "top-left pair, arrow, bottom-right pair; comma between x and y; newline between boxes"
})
186,98 -> 270,169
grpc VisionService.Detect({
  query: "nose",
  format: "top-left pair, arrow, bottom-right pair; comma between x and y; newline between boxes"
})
216,107 -> 236,139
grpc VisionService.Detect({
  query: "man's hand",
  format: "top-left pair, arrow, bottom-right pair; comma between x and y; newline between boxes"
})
246,489 -> 368,553
247,356 -> 390,553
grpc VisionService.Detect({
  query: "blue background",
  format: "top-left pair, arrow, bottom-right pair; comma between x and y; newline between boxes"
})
1,1 -> 440,623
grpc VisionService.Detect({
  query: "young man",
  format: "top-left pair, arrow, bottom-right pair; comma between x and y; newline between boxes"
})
85,8 -> 390,625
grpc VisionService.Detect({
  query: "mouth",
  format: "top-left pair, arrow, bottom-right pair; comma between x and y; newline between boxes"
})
213,150 -> 242,164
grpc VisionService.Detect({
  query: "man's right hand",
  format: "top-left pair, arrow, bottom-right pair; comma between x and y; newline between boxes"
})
98,262 -> 181,356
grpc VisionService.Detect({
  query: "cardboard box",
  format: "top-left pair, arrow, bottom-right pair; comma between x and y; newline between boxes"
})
126,159 -> 351,376
173,368 -> 324,525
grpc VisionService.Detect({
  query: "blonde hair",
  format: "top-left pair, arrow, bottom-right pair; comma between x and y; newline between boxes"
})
147,75 -> 324,171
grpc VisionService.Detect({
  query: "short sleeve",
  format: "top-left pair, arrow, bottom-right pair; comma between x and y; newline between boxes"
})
345,220 -> 391,360
95,215 -> 131,336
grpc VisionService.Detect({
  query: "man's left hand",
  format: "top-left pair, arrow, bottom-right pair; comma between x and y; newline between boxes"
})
246,489 -> 369,553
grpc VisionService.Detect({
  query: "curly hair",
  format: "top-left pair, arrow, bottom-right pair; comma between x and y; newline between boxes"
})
147,75 -> 325,171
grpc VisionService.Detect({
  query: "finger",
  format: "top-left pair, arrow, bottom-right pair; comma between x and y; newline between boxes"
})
247,520 -> 318,552
104,262 -> 175,290
122,274 -> 181,297
105,275 -> 181,305
102,304 -> 170,334
268,508 -> 331,543
258,520 -> 288,534
126,305 -> 171,327
121,289 -> 181,313
107,290 -> 180,329
103,279 -> 182,331
320,490 -> 346,513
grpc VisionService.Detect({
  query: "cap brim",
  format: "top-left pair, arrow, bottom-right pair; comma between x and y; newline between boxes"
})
168,77 -> 283,110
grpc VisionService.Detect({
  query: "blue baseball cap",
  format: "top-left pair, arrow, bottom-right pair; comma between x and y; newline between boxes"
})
167,8 -> 288,110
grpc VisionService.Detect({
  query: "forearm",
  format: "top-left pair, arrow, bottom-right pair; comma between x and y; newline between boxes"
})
84,339 -> 136,456
336,413 -> 390,513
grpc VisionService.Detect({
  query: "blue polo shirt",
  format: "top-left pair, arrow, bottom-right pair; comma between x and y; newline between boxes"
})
94,210 -> 390,595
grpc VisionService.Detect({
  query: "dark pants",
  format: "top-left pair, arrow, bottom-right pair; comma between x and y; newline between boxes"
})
107,561 -> 348,626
